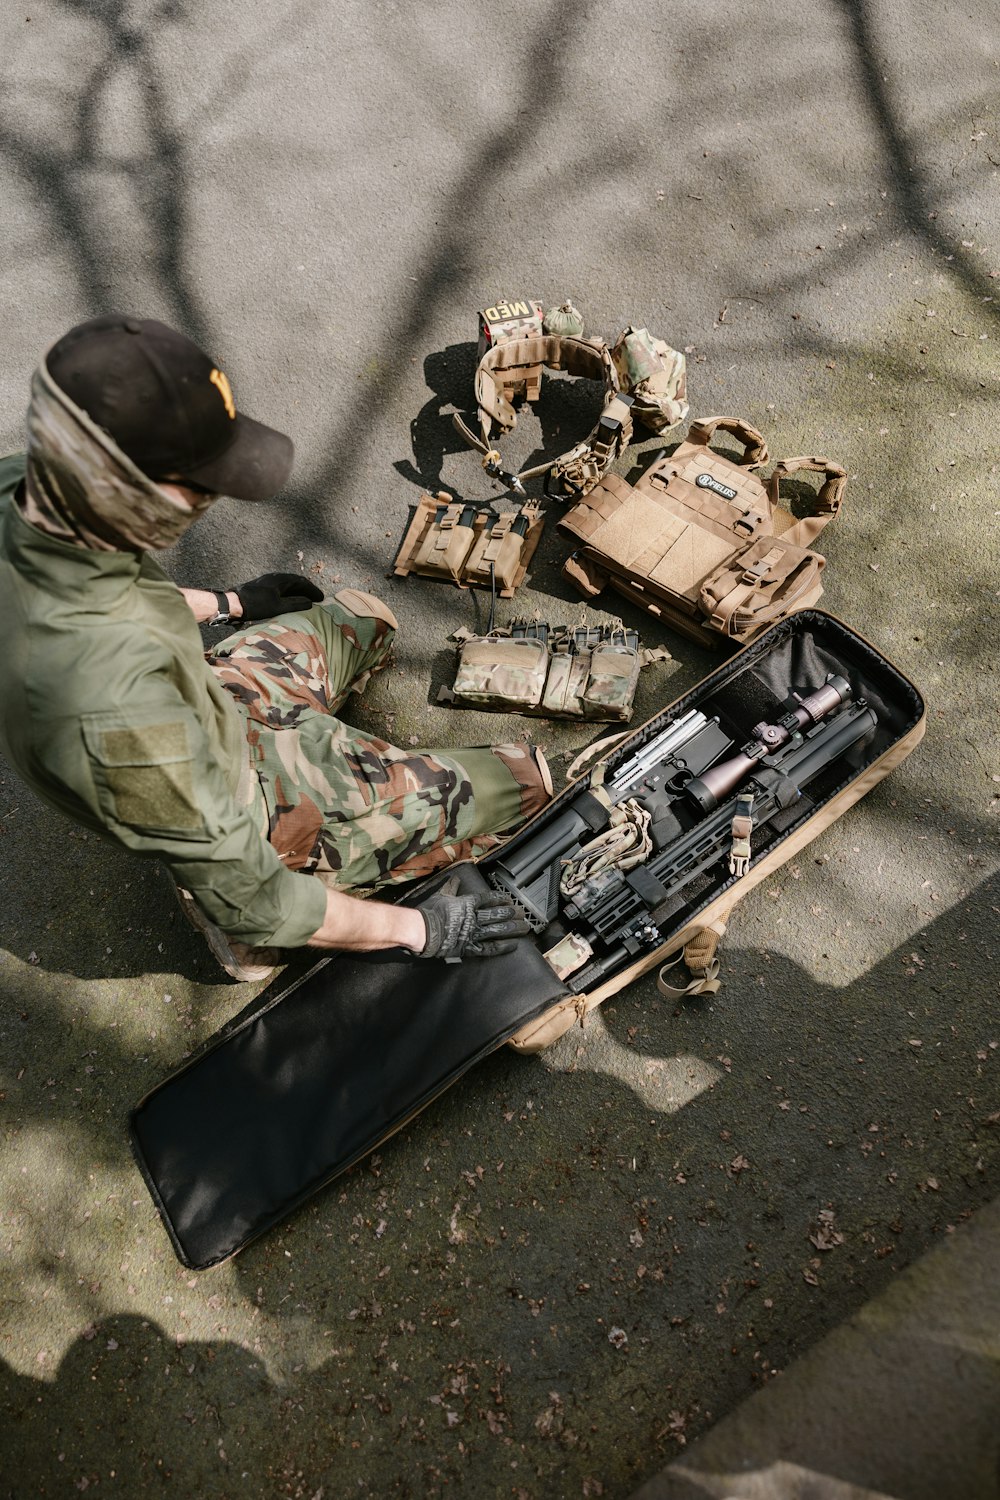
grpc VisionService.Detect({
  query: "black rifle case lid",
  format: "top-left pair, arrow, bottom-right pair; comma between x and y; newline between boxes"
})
129,862 -> 569,1270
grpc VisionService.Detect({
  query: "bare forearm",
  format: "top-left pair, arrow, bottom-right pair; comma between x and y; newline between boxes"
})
307,886 -> 427,953
180,587 -> 243,624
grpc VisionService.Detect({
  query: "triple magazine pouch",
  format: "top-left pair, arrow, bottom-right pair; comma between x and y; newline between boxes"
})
439,620 -> 667,721
560,415 -> 847,647
131,611 -> 924,1269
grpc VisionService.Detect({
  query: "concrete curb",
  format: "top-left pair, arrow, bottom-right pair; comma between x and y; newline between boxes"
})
630,1199 -> 1000,1500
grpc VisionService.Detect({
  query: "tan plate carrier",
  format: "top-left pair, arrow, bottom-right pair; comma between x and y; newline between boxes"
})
392,493 -> 544,597
559,415 -> 847,646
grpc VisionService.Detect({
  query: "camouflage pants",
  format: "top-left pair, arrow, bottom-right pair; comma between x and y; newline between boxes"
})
208,588 -> 549,892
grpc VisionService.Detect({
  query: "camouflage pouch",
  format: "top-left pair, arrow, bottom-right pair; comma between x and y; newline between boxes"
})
539,647 -> 591,716
451,632 -> 549,709
581,637 -> 642,719
443,622 -> 658,722
611,326 -> 689,434
539,629 -> 642,720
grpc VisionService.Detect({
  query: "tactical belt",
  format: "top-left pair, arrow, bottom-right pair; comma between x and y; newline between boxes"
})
453,333 -> 633,499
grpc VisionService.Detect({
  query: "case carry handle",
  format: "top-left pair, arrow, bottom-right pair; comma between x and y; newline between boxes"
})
656,916 -> 730,998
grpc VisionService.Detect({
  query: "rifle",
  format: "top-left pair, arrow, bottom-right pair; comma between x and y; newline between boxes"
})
489,675 -> 878,990
490,707 -> 729,927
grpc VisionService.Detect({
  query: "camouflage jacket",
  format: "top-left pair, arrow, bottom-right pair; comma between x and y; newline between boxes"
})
0,453 -> 327,948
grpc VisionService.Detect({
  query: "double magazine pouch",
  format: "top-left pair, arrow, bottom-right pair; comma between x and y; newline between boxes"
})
560,415 -> 846,646
439,621 -> 664,721
131,611 -> 924,1269
393,493 -> 544,596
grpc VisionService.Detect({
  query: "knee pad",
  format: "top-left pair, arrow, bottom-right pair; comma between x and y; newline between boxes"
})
333,587 -> 399,633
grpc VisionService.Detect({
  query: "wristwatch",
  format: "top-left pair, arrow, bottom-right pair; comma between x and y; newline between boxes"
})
208,589 -> 234,626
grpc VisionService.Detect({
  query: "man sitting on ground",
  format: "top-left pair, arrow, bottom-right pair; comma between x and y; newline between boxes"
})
0,316 -> 551,979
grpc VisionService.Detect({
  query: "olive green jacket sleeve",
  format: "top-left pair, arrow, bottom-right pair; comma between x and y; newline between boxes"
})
69,690 -> 329,950
0,464 -> 328,949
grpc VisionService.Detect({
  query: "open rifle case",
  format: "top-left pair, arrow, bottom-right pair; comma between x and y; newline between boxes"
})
131,611 -> 924,1268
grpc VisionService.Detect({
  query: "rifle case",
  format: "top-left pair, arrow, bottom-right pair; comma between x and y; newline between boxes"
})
130,611 -> 924,1268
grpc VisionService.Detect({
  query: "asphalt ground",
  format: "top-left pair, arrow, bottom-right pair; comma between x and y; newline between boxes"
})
1,2 -> 998,1497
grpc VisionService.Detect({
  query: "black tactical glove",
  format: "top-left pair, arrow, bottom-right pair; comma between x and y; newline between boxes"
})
416,877 -> 530,962
235,572 -> 325,621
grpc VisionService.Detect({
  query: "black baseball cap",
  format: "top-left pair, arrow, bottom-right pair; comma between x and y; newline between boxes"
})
45,315 -> 294,502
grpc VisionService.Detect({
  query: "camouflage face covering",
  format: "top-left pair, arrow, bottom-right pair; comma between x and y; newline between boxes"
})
22,362 -> 215,552
209,593 -> 549,892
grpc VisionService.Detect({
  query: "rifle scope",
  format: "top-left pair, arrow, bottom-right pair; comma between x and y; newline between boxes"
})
684,673 -> 851,814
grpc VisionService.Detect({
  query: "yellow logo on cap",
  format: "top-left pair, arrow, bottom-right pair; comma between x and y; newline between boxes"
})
210,368 -> 236,420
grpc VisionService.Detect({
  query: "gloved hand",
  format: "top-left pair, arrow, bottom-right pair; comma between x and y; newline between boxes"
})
416,877 -> 530,962
235,572 -> 325,621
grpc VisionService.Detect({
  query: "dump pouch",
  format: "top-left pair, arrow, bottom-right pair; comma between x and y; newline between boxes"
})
559,415 -> 846,646
610,326 -> 689,433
